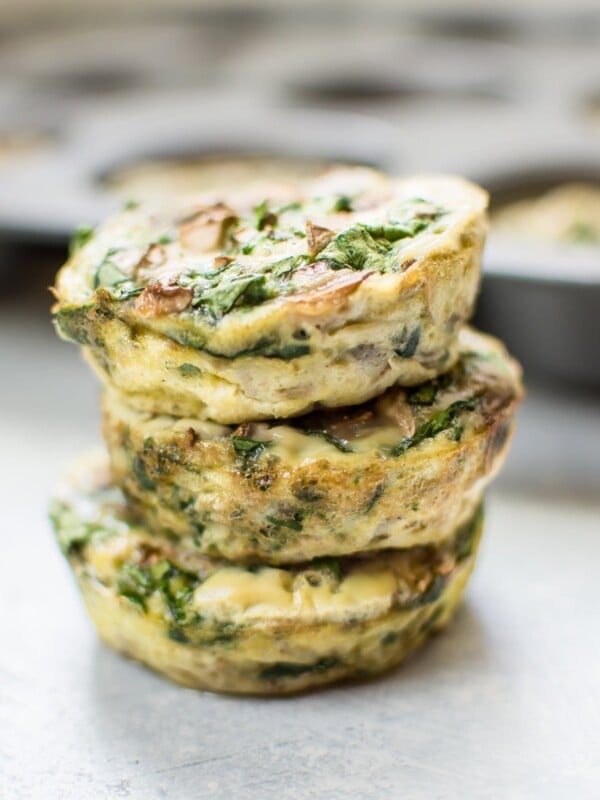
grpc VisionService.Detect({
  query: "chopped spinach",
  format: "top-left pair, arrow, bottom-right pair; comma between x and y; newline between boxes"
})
231,436 -> 268,459
254,200 -> 277,231
69,225 -> 94,256
455,505 -> 483,562
332,195 -> 353,212
407,382 -> 438,405
319,225 -> 393,272
364,482 -> 385,512
177,363 -> 202,377
49,500 -> 102,556
260,657 -> 340,681
305,430 -> 355,453
264,512 -> 304,532
568,221 -> 599,244
194,273 -> 273,317
310,557 -> 342,581
168,626 -> 189,643
390,398 -> 478,456
93,249 -> 143,300
269,254 -> 311,278
263,342 -> 311,359
116,558 -> 200,625
413,574 -> 446,607
54,306 -> 94,346
393,325 -> 421,358
277,201 -> 302,213
132,455 -> 157,491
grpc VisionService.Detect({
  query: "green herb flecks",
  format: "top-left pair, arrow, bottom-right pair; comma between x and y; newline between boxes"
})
231,436 -> 271,476
260,657 -> 340,682
332,195 -> 353,212
409,574 -> 446,608
193,273 -> 274,317
132,455 -> 156,491
254,200 -> 278,231
568,221 -> 599,244
49,500 -> 106,556
393,325 -> 421,358
93,248 -> 143,300
69,225 -> 94,256
269,254 -> 311,279
364,483 -> 385,513
310,557 -> 343,581
319,200 -> 444,273
319,225 -> 393,272
390,398 -> 478,456
177,363 -> 202,377
407,371 -> 454,405
263,342 -> 310,359
362,207 -> 440,242
116,558 -> 201,626
407,382 -> 437,405
455,505 -> 483,562
277,201 -> 302,213
305,430 -> 355,453
231,436 -> 268,459
264,512 -> 304,532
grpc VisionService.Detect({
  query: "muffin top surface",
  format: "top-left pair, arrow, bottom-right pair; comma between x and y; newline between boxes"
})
54,166 -> 487,333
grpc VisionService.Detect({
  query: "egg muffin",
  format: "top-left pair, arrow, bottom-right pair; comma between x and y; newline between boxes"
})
52,166 -> 488,423
50,455 -> 482,695
102,327 -> 520,564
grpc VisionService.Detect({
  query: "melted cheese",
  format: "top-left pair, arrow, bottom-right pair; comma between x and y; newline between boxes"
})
192,564 -> 398,621
193,568 -> 294,615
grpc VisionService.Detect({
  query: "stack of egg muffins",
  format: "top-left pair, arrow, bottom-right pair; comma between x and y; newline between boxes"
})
50,165 -> 523,695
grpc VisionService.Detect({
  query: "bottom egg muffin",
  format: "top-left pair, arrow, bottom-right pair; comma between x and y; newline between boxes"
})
50,454 -> 483,695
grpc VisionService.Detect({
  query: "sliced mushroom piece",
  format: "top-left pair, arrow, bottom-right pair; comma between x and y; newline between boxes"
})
374,390 -> 416,438
306,220 -> 335,258
134,244 -> 167,281
178,203 -> 238,253
135,282 -> 193,316
286,268 -> 371,319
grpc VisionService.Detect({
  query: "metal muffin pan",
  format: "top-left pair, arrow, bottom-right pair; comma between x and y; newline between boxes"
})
225,30 -> 517,105
0,8 -> 598,388
412,5 -> 600,43
471,151 -> 600,389
0,92 -> 400,242
0,16 -> 243,100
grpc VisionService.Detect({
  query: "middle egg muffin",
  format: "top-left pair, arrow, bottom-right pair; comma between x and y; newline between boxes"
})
103,328 -> 522,565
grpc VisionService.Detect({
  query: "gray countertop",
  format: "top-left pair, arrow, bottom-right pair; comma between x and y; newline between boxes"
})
1,269 -> 599,800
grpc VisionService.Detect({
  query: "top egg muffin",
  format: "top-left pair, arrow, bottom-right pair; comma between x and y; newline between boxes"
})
52,166 -> 488,423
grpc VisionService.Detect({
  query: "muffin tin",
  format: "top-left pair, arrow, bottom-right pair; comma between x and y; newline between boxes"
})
0,5 -> 599,386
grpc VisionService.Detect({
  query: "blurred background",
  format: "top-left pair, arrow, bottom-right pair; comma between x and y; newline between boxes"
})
1,3 -> 599,798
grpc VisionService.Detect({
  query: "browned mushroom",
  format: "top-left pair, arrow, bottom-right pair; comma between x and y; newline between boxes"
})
178,203 -> 237,253
135,282 -> 193,316
306,220 -> 335,258
374,390 -> 416,438
286,268 -> 371,319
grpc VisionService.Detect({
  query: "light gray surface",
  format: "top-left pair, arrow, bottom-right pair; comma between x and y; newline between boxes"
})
1,278 -> 600,800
